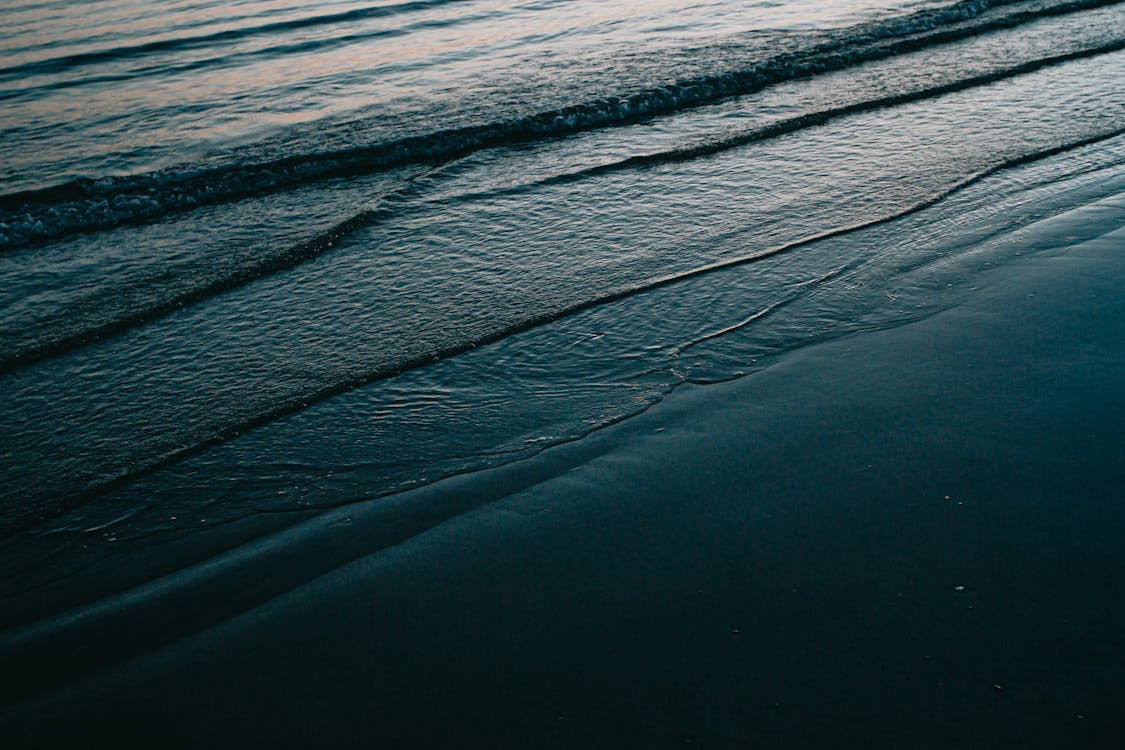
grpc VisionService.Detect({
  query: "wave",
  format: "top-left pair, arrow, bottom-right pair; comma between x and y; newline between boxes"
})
0,0 -> 462,80
29,126 -> 1123,536
0,4 -> 504,104
0,28 -> 412,103
421,39 -> 1125,203
0,172 -> 428,375
0,0 -> 1116,250
3,36 -> 1119,375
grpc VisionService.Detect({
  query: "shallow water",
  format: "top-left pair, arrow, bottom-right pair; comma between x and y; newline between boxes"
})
1,0 -> 1124,579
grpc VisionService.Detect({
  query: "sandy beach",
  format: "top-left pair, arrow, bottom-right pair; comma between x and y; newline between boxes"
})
3,189 -> 1122,747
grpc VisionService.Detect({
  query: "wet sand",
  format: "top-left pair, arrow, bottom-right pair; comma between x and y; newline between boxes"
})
3,207 -> 1124,748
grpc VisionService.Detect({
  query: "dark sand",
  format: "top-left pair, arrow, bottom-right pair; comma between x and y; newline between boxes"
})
2,208 -> 1123,747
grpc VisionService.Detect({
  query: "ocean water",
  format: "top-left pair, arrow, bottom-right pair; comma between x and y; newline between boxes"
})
1,0 -> 1124,586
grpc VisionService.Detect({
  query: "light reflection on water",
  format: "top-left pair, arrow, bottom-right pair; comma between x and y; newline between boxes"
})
0,0 -> 946,189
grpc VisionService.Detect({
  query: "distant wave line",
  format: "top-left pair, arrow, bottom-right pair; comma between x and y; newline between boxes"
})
1,0 -> 1117,250
0,0 -> 464,80
0,7 -> 513,103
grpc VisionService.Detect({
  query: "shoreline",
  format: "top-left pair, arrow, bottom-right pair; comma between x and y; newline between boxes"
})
3,192 -> 1123,746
